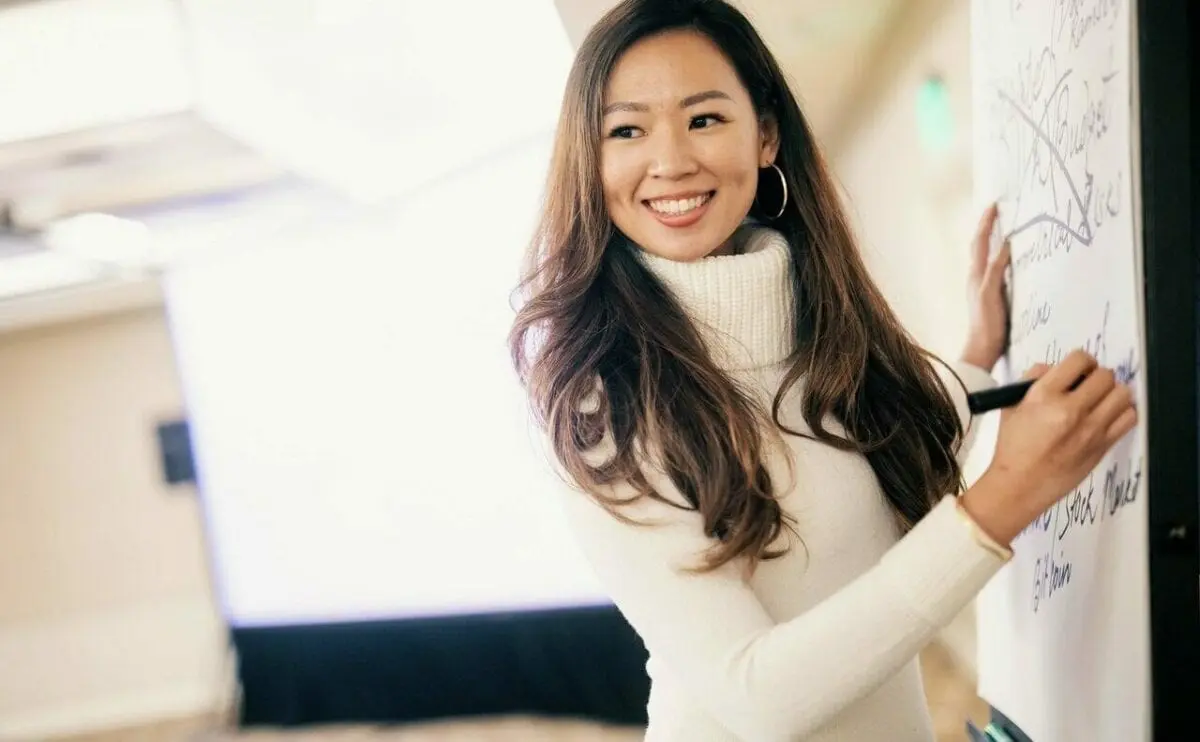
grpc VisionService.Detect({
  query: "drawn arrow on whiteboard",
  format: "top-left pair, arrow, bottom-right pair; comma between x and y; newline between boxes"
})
996,73 -> 1094,247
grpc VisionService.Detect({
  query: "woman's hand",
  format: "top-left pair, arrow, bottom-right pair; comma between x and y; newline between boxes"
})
960,203 -> 1011,372
960,350 -> 1138,545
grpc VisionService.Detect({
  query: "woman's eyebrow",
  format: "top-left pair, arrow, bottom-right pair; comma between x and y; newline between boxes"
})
679,89 -> 732,107
602,89 -> 733,116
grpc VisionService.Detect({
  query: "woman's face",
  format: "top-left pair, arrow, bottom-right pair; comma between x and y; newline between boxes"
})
600,29 -> 778,262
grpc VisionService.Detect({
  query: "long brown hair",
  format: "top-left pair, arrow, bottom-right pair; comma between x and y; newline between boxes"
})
509,0 -> 966,571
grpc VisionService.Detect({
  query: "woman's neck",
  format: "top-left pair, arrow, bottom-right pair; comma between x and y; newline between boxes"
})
633,225 -> 795,371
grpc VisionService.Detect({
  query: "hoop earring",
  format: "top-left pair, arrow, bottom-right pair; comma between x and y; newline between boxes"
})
755,162 -> 788,220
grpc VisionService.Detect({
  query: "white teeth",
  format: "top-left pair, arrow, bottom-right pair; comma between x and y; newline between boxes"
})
648,193 -> 710,215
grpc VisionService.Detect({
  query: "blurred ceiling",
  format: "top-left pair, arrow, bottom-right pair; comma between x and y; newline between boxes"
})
0,0 -> 913,332
0,0 -> 574,330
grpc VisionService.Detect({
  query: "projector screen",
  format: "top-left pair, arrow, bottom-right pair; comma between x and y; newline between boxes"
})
164,138 -> 610,628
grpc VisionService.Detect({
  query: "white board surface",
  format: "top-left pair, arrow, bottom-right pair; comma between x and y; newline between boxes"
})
970,1 -> 1150,740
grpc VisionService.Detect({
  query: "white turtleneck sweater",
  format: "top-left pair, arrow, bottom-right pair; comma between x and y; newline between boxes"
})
555,227 -> 1007,742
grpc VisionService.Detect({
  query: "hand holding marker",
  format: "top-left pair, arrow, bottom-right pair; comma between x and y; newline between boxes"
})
968,376 -> 1084,414
965,209 -> 1119,415
951,206 -> 1137,546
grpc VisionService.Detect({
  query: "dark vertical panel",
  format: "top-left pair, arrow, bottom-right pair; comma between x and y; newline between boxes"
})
1137,0 -> 1200,738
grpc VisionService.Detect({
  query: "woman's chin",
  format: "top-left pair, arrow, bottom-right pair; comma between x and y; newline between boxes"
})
633,226 -> 738,262
639,241 -> 720,263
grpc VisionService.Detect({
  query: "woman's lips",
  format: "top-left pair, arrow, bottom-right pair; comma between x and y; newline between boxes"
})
643,191 -> 715,228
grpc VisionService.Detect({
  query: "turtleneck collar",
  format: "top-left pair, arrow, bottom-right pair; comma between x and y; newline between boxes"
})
633,225 -> 796,371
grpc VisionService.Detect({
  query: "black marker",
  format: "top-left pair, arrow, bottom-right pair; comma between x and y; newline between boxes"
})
967,380 -> 1035,414
967,375 -> 1087,414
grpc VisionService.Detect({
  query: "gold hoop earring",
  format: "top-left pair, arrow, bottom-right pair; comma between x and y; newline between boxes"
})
756,162 -> 788,220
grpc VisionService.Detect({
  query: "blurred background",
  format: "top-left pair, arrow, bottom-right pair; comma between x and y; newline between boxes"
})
0,1 -> 991,740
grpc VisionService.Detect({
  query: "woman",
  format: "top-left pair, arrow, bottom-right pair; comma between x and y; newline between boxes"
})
509,1 -> 1137,740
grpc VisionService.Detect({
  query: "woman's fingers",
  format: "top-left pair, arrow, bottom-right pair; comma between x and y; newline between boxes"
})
1040,350 -> 1098,393
1071,365 -> 1117,411
1090,382 -> 1135,427
1022,362 -> 1052,380
970,203 -> 999,279
1004,364 -> 1052,423
983,240 -> 1011,293
1104,405 -> 1139,445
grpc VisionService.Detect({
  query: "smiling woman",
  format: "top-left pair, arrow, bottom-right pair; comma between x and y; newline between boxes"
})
598,35 -> 776,261
507,0 -> 1137,740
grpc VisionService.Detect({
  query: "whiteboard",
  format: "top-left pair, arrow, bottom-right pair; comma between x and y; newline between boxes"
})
971,1 -> 1150,740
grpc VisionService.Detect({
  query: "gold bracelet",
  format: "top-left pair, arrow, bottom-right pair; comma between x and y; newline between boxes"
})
954,497 -> 1014,561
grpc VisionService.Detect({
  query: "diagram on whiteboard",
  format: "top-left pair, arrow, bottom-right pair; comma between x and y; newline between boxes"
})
972,1 -> 1149,740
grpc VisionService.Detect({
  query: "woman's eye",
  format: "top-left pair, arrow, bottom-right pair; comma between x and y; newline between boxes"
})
690,114 -> 726,129
608,125 -> 641,139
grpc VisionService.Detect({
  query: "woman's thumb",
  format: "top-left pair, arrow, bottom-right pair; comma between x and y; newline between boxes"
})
983,241 -> 1012,291
1022,362 -> 1051,380
999,363 -> 1051,422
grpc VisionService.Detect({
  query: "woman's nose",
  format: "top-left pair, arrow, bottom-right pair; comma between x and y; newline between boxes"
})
647,127 -> 699,179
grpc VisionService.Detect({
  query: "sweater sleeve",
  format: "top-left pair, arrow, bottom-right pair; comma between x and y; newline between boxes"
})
937,358 -> 998,463
560,477 -> 1008,740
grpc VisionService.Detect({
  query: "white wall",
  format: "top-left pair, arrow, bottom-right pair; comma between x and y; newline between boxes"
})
0,309 -> 228,739
835,0 -> 979,361
831,0 -> 989,679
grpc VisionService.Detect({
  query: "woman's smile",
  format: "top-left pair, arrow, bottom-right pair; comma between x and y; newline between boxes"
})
644,190 -> 716,228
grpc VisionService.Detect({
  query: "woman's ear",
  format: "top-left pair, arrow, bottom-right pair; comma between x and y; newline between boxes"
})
759,114 -> 781,166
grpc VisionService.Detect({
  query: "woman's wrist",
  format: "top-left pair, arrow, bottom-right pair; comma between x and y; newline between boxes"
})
958,470 -> 1031,547
958,344 -> 997,373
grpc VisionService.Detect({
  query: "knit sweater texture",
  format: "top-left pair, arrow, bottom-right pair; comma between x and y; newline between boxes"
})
557,226 -> 1006,741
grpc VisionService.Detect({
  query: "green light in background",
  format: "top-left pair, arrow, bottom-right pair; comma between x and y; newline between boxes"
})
917,74 -> 955,154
